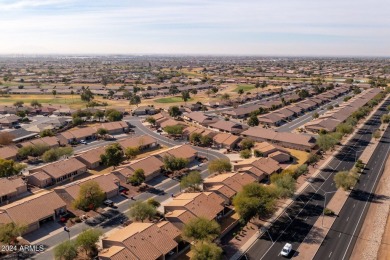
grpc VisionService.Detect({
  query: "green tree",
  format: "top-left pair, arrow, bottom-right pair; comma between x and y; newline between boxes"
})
163,155 -> 189,171
208,159 -> 232,174
54,240 -> 78,260
30,100 -> 42,108
164,125 -> 184,135
130,95 -> 141,107
270,173 -> 296,198
105,109 -> 123,122
168,106 -> 182,118
76,228 -> 102,256
182,90 -> 191,104
80,88 -> 94,102
146,198 -> 161,208
316,134 -> 338,151
293,164 -> 308,178
381,114 -> 390,124
0,222 -> 27,244
239,138 -> 254,150
183,217 -> 220,242
40,129 -> 54,137
180,171 -> 203,191
254,149 -> 263,157
233,183 -> 276,221
334,171 -> 359,191
72,116 -> 83,126
192,242 -> 223,260
336,123 -> 353,135
73,181 -> 106,211
13,101 -> 24,108
373,129 -> 381,139
220,93 -> 230,101
42,147 -> 73,162
96,128 -> 108,136
240,149 -> 252,159
312,112 -> 319,119
17,144 -> 51,158
237,88 -> 244,96
145,116 -> 156,126
200,135 -> 213,147
127,168 -> 145,186
190,132 -> 202,145
94,110 -> 105,121
307,153 -> 320,165
128,201 -> 157,222
100,143 -> 124,167
247,114 -> 259,126
125,146 -> 140,159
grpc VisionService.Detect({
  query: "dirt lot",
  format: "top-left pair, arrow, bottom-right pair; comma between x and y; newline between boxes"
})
350,153 -> 390,260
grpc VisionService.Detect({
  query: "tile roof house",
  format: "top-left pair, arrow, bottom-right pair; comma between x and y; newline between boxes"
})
101,222 -> 181,260
118,135 -> 158,151
126,155 -> 164,182
233,157 -> 281,182
164,192 -> 225,222
75,146 -> 106,169
0,145 -> 19,160
55,173 -> 119,203
183,112 -> 218,126
28,158 -> 87,186
0,178 -> 28,205
0,191 -> 66,234
57,126 -> 97,145
19,136 -> 59,149
212,132 -> 241,149
209,120 -> 248,134
99,121 -> 129,135
156,144 -> 198,162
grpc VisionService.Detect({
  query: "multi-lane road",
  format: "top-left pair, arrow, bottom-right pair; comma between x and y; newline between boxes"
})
241,97 -> 390,259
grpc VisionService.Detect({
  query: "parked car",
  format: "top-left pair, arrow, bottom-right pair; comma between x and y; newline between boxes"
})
281,243 -> 292,257
103,200 -> 114,207
80,140 -> 87,145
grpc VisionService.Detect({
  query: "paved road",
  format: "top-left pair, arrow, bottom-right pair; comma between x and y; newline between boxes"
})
314,109 -> 390,259
31,118 -> 227,259
240,97 -> 390,260
276,94 -> 348,132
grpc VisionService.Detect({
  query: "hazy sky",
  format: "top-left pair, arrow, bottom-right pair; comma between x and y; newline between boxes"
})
0,0 -> 389,56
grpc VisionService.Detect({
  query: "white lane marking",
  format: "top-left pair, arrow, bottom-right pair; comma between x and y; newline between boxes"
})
341,131 -> 390,260
292,232 -> 296,237
339,233 -> 342,237
346,217 -> 350,222
305,216 -> 309,221
353,204 -> 356,208
329,252 -> 333,258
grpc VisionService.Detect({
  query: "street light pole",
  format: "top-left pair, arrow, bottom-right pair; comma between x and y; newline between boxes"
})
322,191 -> 337,227
64,226 -> 70,240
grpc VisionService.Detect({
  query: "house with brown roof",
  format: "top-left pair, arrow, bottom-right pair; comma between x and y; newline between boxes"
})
55,173 -> 119,205
183,112 -> 218,126
209,120 -> 248,134
0,178 -> 28,205
212,132 -> 241,149
233,157 -> 281,182
101,222 -> 181,260
28,158 -> 87,186
0,145 -> 18,160
126,155 -> 164,182
19,136 -> 59,149
75,146 -> 106,169
164,192 -> 225,222
253,142 -> 291,162
0,191 -> 66,234
118,135 -> 158,151
156,144 -> 198,162
257,113 -> 284,126
99,121 -> 129,135
57,126 -> 96,145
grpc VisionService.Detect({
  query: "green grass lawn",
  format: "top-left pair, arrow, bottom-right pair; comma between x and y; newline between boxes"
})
0,95 -> 85,108
233,84 -> 255,92
154,97 -> 193,103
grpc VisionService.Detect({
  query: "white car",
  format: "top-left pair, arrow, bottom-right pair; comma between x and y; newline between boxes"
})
281,243 -> 292,257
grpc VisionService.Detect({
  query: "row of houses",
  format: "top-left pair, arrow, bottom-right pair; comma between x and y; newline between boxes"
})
257,86 -> 350,126
304,88 -> 382,132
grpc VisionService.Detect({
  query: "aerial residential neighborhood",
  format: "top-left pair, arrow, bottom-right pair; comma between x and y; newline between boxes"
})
0,1 -> 390,260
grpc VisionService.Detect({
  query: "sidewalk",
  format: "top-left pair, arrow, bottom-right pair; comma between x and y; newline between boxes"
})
229,96 -> 389,260
294,124 -> 385,260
